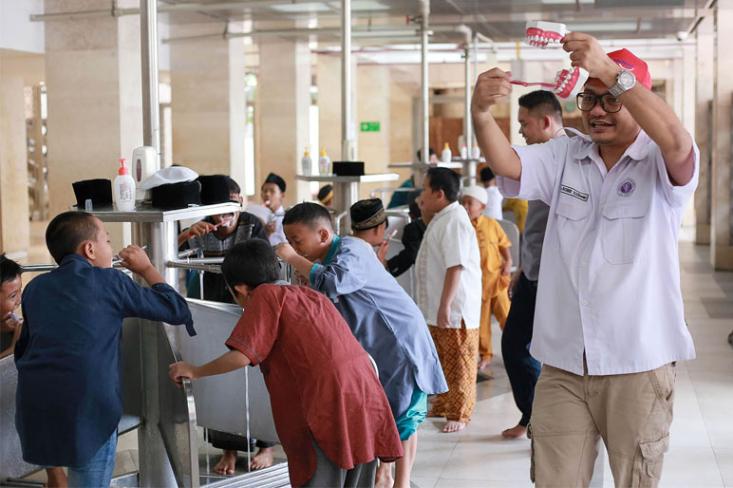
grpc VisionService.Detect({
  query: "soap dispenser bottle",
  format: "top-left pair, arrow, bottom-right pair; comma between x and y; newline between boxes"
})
113,158 -> 136,211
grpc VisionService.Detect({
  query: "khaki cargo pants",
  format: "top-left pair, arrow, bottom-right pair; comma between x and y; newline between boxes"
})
530,363 -> 676,488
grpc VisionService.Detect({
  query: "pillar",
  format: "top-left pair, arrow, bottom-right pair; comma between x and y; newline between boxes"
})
169,22 -> 246,188
258,38 -> 311,201
357,64 -> 392,198
0,60 -> 30,256
695,15 -> 714,245
711,1 -> 733,269
316,53 -> 358,165
44,0 -> 142,246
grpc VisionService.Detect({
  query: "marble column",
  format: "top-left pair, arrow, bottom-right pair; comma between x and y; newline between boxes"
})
695,15 -> 714,245
357,64 -> 392,198
44,0 -> 142,246
257,38 -> 311,201
0,64 -> 30,256
169,22 -> 246,188
711,1 -> 733,269
316,53 -> 358,163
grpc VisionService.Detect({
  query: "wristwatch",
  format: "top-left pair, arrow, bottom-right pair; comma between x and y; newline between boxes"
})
608,70 -> 636,97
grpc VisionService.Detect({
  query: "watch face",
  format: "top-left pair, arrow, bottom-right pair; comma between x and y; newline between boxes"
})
618,70 -> 635,89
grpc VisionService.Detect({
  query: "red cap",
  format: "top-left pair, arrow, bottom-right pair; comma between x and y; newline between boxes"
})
607,48 -> 652,89
118,158 -> 128,176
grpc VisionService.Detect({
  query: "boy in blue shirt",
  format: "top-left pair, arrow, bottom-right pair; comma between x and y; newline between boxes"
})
276,202 -> 447,488
15,211 -> 194,487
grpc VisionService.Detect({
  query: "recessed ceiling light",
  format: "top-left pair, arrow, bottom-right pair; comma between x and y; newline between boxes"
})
269,2 -> 331,13
327,0 -> 390,11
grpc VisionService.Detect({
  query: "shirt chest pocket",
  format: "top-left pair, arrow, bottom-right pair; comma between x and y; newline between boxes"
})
600,201 -> 648,265
554,196 -> 591,262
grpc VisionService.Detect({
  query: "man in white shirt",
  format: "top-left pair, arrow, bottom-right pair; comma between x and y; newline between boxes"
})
472,34 -> 697,487
501,90 -> 563,440
479,167 -> 503,220
415,167 -> 482,433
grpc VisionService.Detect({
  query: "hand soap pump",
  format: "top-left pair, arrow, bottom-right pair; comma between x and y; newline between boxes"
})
441,142 -> 452,163
318,147 -> 331,175
113,158 -> 136,212
301,148 -> 313,176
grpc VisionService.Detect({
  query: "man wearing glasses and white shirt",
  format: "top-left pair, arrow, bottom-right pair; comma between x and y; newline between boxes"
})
471,33 -> 698,488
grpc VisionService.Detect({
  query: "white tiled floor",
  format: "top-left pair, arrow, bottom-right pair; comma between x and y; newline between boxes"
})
412,241 -> 733,488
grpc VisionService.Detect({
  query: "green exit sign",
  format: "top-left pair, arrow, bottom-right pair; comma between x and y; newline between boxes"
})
360,121 -> 381,132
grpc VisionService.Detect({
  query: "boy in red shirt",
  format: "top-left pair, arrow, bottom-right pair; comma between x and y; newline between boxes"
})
169,239 -> 402,487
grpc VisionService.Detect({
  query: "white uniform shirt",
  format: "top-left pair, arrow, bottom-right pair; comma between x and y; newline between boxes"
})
497,130 -> 698,375
415,201 -> 482,329
483,186 -> 504,220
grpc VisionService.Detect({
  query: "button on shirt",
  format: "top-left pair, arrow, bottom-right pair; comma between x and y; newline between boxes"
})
415,201 -> 482,329
497,130 -> 698,375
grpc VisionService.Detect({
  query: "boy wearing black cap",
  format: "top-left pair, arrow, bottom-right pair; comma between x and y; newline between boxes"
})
350,198 -> 392,263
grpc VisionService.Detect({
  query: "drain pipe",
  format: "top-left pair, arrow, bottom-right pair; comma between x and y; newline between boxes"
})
456,24 -> 475,184
140,0 -> 160,158
341,0 -> 355,161
420,0 -> 430,166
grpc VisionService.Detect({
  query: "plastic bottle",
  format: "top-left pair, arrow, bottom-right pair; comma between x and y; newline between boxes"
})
301,148 -> 312,176
471,145 -> 481,160
441,142 -> 452,163
113,158 -> 136,211
460,145 -> 468,159
318,147 -> 331,175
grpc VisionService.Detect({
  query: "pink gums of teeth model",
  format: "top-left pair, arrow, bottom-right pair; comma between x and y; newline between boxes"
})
509,67 -> 588,100
525,21 -> 567,48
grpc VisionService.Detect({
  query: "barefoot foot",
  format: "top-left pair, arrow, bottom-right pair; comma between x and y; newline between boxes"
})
442,420 -> 466,433
250,447 -> 274,471
213,450 -> 237,476
501,424 -> 527,439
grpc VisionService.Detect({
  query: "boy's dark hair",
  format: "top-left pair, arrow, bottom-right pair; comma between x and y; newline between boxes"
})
226,176 -> 241,195
480,166 -> 496,183
263,172 -> 286,193
426,167 -> 461,203
518,90 -> 563,122
283,202 -> 333,229
45,211 -> 99,264
0,254 -> 21,284
222,240 -> 280,289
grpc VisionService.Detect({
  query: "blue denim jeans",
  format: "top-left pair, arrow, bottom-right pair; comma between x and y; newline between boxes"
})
68,430 -> 117,488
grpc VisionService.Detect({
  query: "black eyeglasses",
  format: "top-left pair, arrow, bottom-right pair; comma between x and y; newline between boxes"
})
576,92 -> 623,113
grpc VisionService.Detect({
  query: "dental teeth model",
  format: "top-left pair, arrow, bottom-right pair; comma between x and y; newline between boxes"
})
525,21 -> 567,48
509,67 -> 588,100
553,67 -> 589,99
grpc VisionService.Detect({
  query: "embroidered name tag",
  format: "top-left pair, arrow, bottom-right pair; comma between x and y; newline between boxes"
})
560,184 -> 589,202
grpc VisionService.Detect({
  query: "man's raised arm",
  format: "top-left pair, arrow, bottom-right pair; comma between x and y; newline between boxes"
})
471,68 -> 522,181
